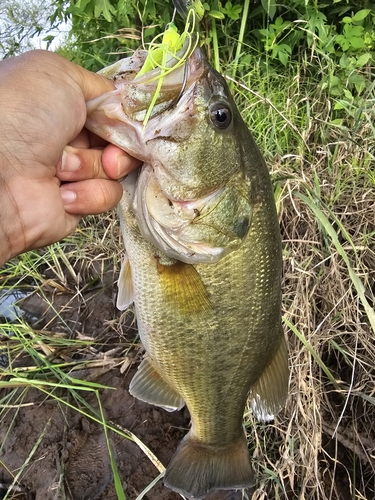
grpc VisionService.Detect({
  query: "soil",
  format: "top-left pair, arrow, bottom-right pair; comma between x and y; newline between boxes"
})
0,271 -> 249,500
0,369 -> 189,500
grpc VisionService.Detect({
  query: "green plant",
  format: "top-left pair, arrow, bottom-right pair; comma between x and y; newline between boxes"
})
258,16 -> 292,66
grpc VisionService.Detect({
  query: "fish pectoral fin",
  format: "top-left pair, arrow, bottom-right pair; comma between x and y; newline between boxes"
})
157,261 -> 211,314
116,253 -> 134,310
250,333 -> 289,422
164,432 -> 255,498
129,357 -> 185,412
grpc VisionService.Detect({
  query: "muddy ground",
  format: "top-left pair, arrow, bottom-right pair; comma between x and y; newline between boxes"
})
0,370 -> 189,500
0,270 -> 249,500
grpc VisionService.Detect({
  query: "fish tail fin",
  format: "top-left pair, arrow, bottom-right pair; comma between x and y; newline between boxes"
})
164,432 -> 255,499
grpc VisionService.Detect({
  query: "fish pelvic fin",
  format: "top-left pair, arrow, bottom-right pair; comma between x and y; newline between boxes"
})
129,357 -> 185,412
157,261 -> 211,315
164,432 -> 255,499
116,253 -> 134,310
250,332 -> 289,422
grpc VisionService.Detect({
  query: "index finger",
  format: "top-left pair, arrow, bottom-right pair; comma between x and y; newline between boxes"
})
57,144 -> 141,182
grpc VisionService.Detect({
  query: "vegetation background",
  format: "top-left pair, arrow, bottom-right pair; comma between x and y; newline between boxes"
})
1,0 -> 375,499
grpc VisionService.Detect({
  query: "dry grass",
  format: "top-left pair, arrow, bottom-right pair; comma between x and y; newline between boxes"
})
239,67 -> 375,499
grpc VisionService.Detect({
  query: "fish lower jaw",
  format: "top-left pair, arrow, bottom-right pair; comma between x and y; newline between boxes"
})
145,218 -> 227,264
132,166 -> 231,263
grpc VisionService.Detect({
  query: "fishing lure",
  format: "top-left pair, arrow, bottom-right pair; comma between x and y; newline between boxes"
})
172,0 -> 205,20
136,2 -> 203,126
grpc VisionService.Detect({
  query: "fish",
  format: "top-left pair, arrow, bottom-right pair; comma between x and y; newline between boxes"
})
85,43 -> 289,499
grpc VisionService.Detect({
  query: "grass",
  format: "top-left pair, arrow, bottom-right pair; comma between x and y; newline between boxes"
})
1,24 -> 375,500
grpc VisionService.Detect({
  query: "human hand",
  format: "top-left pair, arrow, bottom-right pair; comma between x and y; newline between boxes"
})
0,50 -> 141,266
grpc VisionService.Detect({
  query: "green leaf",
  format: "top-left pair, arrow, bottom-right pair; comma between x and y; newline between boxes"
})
330,75 -> 341,87
339,53 -> 350,68
208,10 -> 225,19
222,3 -> 242,21
258,28 -> 270,37
346,24 -> 364,37
94,0 -> 116,22
144,27 -> 156,39
72,0 -> 94,18
75,0 -> 92,11
348,72 -> 365,84
356,52 -> 372,67
332,100 -> 344,110
335,34 -> 350,51
331,118 -> 344,125
350,37 -> 365,49
348,72 -> 367,93
274,16 -> 284,28
352,9 -> 370,22
279,43 -> 292,54
278,50 -> 288,66
261,0 -> 277,20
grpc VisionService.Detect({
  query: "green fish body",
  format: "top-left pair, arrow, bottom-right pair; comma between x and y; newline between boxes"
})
86,46 -> 289,499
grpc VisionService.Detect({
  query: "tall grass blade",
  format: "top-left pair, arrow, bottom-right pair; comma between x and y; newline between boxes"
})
231,0 -> 250,81
283,317 -> 340,390
134,472 -> 165,500
295,192 -> 375,336
97,396 -> 126,500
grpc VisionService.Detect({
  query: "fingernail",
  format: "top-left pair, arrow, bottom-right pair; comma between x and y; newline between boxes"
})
61,149 -> 81,171
61,190 -> 77,205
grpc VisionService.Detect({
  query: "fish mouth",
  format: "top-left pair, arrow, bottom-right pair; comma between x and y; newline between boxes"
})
85,43 -> 206,158
122,165 -> 228,264
120,39 -> 205,123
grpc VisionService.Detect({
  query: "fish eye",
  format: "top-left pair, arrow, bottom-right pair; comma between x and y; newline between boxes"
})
209,103 -> 232,130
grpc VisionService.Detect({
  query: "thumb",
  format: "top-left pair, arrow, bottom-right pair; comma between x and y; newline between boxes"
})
71,63 -> 116,101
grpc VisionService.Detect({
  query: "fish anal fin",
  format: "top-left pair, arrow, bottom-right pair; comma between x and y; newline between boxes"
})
157,261 -> 211,314
116,253 -> 134,310
164,432 -> 255,499
129,357 -> 185,412
250,333 -> 289,422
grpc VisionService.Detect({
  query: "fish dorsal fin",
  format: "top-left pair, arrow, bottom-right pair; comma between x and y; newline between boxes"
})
250,333 -> 289,422
116,253 -> 134,310
129,357 -> 185,412
157,261 -> 211,315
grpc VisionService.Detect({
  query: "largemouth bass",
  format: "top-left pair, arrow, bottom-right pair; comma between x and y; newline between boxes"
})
86,45 -> 289,499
